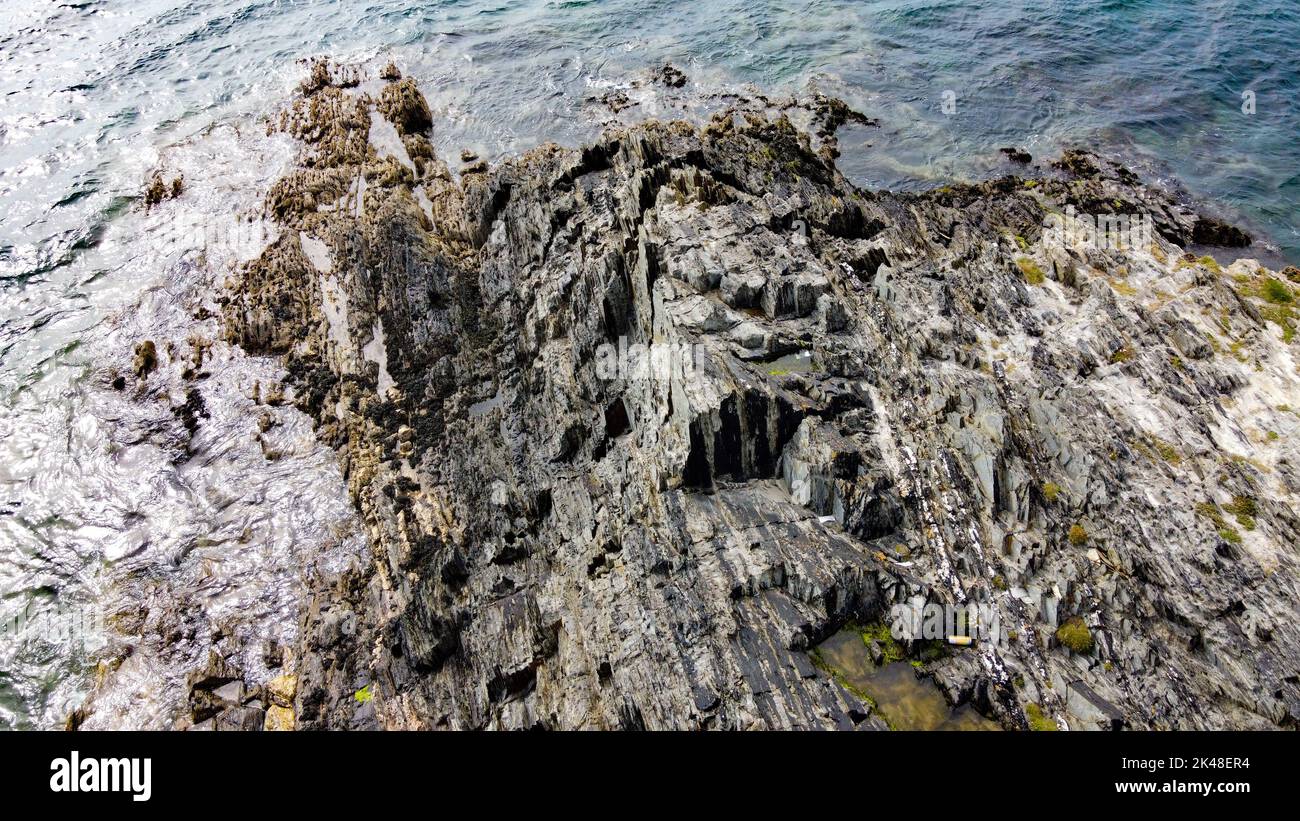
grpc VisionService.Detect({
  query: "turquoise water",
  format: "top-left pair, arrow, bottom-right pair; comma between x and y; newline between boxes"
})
0,0 -> 1296,728
3,0 -> 1298,279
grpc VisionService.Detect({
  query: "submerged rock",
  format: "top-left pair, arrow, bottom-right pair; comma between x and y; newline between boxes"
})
218,59 -> 1300,730
1192,216 -> 1252,248
132,340 -> 158,379
1000,146 -> 1033,165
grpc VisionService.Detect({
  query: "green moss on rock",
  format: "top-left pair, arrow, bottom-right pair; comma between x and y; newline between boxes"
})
1056,616 -> 1095,654
1262,278 -> 1294,304
1026,702 -> 1057,731
1222,495 -> 1258,531
1109,346 -> 1135,364
860,621 -> 907,663
1016,257 -> 1046,285
1196,500 -> 1245,543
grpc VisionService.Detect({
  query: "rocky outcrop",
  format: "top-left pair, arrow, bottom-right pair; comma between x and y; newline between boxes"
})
221,60 -> 1300,730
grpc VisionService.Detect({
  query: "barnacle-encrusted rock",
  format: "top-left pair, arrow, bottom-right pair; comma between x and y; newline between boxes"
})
223,60 -> 1300,730
378,78 -> 433,136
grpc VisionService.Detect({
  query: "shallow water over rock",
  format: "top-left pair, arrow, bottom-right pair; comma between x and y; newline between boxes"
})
0,108 -> 368,729
815,629 -> 1001,731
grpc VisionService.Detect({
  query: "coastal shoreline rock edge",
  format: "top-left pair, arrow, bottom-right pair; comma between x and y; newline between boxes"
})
217,59 -> 1300,730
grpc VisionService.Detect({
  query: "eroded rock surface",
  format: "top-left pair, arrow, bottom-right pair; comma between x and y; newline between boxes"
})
221,60 -> 1300,730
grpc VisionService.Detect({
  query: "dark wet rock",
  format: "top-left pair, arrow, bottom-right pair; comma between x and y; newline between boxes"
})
808,92 -> 877,136
1052,149 -> 1103,177
805,93 -> 877,162
1192,216 -> 1252,248
132,340 -> 158,379
590,89 -> 634,114
186,652 -> 243,723
143,174 -> 183,207
174,386 -> 210,438
299,56 -> 361,94
300,57 -> 333,94
655,63 -> 687,88
214,705 -> 265,731
222,62 -> 1300,731
63,708 -> 88,731
1000,147 -> 1032,164
378,78 -> 433,135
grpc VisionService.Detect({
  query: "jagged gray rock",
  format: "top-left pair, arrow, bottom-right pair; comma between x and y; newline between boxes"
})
219,60 -> 1300,730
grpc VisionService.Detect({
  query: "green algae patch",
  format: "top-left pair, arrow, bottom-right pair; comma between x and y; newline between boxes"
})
811,628 -> 1000,731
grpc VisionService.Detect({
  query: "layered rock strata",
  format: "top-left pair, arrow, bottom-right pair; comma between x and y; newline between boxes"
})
216,61 -> 1300,730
